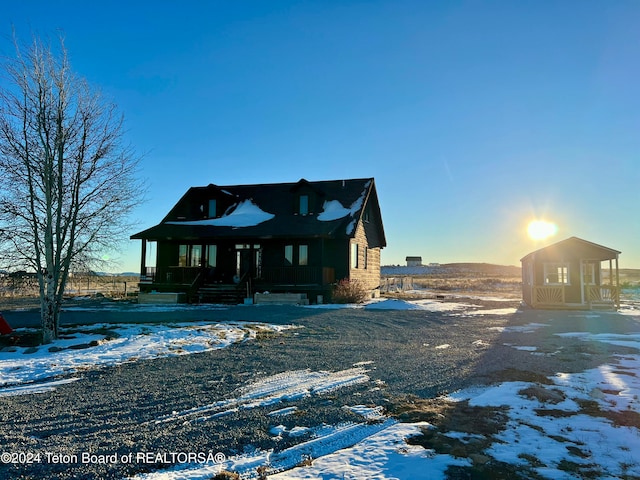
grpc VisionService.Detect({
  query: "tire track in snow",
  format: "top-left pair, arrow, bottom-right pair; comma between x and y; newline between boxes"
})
153,366 -> 371,425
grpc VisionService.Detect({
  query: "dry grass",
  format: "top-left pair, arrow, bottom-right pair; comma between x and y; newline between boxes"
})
383,263 -> 640,301
410,276 -> 521,294
382,263 -> 523,299
0,273 -> 138,301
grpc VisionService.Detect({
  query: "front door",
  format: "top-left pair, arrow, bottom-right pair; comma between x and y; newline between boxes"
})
234,244 -> 262,281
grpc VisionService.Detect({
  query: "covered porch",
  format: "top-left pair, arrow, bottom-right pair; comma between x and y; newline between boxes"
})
136,238 -> 337,303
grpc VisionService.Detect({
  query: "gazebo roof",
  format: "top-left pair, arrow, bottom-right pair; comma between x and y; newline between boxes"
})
521,236 -> 621,263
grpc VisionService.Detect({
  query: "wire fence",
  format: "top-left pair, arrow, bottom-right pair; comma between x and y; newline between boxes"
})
0,273 -> 139,298
380,276 -> 414,293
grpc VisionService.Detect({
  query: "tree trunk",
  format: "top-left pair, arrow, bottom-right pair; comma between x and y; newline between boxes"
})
40,271 -> 59,344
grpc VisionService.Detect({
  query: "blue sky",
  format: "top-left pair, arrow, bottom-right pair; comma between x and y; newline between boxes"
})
3,1 -> 639,270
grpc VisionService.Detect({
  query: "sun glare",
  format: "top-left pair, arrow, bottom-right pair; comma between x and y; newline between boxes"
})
527,220 -> 558,241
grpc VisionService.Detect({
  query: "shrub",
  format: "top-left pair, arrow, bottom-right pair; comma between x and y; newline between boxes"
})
332,278 -> 368,304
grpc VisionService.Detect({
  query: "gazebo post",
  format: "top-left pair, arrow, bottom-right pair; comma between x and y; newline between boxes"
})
615,255 -> 620,309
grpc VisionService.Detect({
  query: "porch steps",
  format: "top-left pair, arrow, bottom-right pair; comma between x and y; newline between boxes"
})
195,284 -> 246,305
254,293 -> 309,305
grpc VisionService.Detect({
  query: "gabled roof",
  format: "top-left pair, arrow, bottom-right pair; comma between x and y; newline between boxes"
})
521,236 -> 621,262
131,178 -> 386,247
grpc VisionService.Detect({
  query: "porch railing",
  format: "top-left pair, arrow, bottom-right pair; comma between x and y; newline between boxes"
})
533,284 -> 619,308
262,267 -> 335,285
533,286 -> 565,306
141,266 -> 201,284
142,266 -> 336,287
586,285 -> 619,305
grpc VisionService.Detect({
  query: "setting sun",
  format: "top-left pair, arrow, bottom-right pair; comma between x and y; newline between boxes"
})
527,220 -> 558,241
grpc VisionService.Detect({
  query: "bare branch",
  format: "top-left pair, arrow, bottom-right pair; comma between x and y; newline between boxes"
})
0,33 -> 144,342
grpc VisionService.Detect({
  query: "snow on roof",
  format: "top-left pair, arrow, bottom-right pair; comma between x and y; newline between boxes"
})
318,180 -> 370,235
317,200 -> 352,221
167,200 -> 274,227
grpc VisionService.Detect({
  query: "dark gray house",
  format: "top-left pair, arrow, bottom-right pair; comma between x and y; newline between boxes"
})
131,178 -> 386,303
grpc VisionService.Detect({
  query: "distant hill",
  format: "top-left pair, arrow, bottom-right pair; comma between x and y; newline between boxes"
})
382,263 -> 521,277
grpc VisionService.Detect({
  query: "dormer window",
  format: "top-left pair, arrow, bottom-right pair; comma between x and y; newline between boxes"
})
299,195 -> 309,215
208,199 -> 217,218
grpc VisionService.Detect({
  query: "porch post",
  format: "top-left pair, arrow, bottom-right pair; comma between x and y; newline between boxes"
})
615,255 -> 620,309
609,259 -> 613,286
140,240 -> 147,278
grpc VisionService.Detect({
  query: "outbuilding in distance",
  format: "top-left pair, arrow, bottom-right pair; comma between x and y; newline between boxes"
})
521,236 -> 620,310
405,256 -> 422,267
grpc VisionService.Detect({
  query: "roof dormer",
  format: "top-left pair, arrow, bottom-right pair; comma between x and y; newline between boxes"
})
290,178 -> 325,216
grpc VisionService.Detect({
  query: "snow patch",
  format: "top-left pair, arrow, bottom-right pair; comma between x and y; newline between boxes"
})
269,422 -> 471,479
462,307 -> 518,316
317,180 -> 371,236
316,199 -> 351,221
166,199 -> 274,227
446,339 -> 640,478
0,322 -> 294,389
0,377 -> 81,397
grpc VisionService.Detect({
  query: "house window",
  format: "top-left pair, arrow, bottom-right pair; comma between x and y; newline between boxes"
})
208,199 -> 217,218
285,244 -> 308,265
351,243 -> 359,269
206,245 -> 217,268
190,245 -> 202,267
364,247 -> 368,269
544,263 -> 570,285
178,245 -> 188,267
299,195 -> 309,215
299,245 -> 308,266
178,245 -> 202,267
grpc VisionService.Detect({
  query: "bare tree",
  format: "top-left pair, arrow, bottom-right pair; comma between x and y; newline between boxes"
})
0,35 -> 143,343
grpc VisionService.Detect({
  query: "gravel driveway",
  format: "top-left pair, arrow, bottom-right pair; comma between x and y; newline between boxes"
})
1,300 -> 638,479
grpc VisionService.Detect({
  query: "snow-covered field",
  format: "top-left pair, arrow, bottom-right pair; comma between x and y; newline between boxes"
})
1,294 -> 639,479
